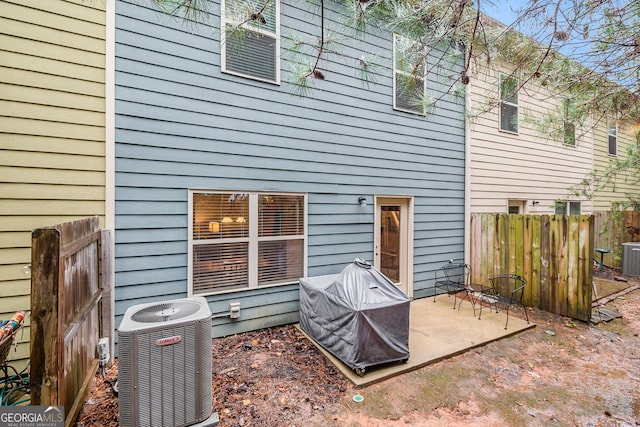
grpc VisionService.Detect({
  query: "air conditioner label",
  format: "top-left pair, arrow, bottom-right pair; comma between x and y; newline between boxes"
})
156,336 -> 182,346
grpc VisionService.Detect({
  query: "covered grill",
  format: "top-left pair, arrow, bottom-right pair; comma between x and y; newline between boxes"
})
299,259 -> 410,375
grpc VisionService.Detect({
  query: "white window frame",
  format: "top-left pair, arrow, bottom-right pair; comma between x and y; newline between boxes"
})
555,200 -> 581,215
392,33 -> 426,115
499,73 -> 519,134
563,98 -> 576,146
221,0 -> 281,84
188,190 -> 307,296
608,120 -> 617,156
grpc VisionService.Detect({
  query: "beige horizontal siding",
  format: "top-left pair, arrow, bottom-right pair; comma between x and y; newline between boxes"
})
0,83 -> 105,111
0,183 -> 105,200
0,200 -> 105,215
0,248 -> 30,264
0,294 -> 29,313
1,67 -> 104,96
1,149 -> 104,170
0,117 -> 104,140
1,49 -> 105,83
1,1 -> 105,47
0,264 -> 31,282
592,121 -> 640,210
0,35 -> 105,68
0,166 -> 104,186
0,280 -> 30,298
6,0 -> 106,25
468,62 -> 593,214
2,134 -> 104,155
0,215 -> 103,232
1,99 -> 105,125
0,231 -> 31,248
0,0 -> 106,366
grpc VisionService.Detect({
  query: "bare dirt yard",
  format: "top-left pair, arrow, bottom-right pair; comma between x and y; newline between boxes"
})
78,277 -> 640,427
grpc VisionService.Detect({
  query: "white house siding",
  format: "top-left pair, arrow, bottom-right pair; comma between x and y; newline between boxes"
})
0,0 -> 106,365
114,0 -> 466,338
468,64 -> 593,215
592,119 -> 640,211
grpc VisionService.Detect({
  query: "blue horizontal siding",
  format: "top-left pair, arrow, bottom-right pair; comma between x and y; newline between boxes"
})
114,0 -> 466,340
115,144 -> 461,182
116,241 -> 185,257
115,227 -> 185,243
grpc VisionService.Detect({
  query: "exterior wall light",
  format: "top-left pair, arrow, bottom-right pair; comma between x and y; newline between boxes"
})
358,196 -> 367,207
532,201 -> 540,206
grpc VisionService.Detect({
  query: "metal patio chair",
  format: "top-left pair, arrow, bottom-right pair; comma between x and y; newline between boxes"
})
433,261 -> 471,309
476,273 -> 530,329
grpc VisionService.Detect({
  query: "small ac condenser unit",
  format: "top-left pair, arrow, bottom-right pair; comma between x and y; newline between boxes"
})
118,296 -> 213,427
622,242 -> 640,276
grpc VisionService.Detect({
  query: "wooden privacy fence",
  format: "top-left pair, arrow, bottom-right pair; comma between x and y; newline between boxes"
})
470,214 -> 593,321
593,210 -> 640,268
30,217 -> 113,427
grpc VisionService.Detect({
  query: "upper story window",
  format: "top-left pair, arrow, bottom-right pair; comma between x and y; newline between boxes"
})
221,0 -> 280,84
563,99 -> 576,146
393,34 -> 426,115
499,74 -> 518,133
608,120 -> 617,156
555,200 -> 581,215
189,191 -> 306,295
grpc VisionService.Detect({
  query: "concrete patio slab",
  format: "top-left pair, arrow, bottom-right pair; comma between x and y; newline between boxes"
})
298,295 -> 535,387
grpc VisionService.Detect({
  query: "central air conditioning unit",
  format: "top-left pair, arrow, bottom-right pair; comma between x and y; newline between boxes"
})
118,296 -> 216,427
622,242 -> 640,276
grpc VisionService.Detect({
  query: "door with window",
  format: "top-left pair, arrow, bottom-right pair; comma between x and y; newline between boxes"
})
374,197 -> 413,296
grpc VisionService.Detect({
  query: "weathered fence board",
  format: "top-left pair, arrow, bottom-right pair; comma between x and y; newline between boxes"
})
470,214 -> 593,321
593,210 -> 640,267
30,217 -> 113,427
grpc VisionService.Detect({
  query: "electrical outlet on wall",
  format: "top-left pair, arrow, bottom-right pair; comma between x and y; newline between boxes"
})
229,302 -> 241,319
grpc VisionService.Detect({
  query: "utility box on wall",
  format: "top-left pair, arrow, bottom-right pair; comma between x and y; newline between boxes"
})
622,242 -> 640,276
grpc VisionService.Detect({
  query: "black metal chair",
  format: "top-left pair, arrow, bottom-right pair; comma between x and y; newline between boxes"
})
433,261 -> 471,309
476,273 -> 530,329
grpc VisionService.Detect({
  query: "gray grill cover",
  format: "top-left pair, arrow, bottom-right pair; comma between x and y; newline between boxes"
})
299,259 -> 410,371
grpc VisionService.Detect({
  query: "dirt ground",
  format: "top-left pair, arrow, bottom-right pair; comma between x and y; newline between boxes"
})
77,276 -> 640,427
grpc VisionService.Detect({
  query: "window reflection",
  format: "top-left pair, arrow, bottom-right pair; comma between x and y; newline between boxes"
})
381,206 -> 400,282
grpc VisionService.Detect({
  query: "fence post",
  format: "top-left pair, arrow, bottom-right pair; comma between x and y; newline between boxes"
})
30,227 -> 62,405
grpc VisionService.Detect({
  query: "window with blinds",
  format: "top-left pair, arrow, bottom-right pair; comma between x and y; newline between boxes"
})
221,0 -> 280,84
190,191 -> 305,295
393,34 -> 426,115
